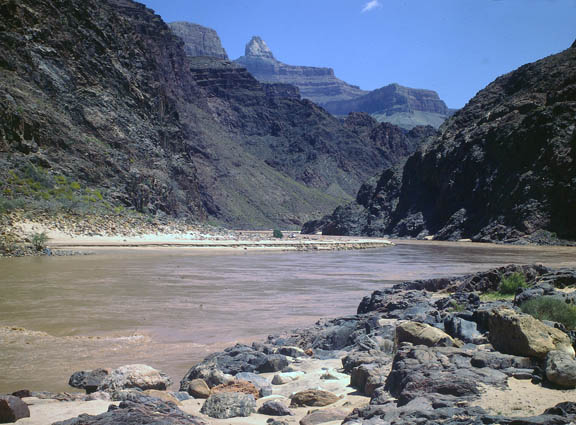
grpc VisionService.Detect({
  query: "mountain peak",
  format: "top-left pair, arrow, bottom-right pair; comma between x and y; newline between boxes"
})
572,39 -> 576,49
245,36 -> 275,60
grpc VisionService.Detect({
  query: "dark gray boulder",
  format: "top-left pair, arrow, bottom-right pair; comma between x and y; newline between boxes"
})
69,368 -> 110,392
52,399 -> 206,425
257,400 -> 294,416
546,350 -> 576,388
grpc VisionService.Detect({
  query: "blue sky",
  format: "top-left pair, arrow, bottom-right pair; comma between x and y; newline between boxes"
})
140,0 -> 576,108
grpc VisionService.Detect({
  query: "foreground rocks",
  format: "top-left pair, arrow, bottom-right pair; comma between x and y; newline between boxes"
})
200,392 -> 256,419
17,264 -> 576,424
0,395 -> 30,423
52,398 -> 206,425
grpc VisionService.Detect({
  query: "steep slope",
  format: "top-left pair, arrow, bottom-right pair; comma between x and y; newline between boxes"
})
0,0 -> 430,229
234,36 -> 367,104
323,83 -> 453,129
0,0 -> 207,219
168,22 -> 228,59
304,43 -> 576,243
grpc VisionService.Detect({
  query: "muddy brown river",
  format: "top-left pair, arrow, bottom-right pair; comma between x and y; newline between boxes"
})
1,240 -> 576,393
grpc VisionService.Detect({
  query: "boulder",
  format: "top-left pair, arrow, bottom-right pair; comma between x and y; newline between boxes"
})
143,390 -> 182,406
210,380 -> 260,399
546,350 -> 576,388
395,321 -> 458,347
276,346 -> 306,358
488,308 -> 574,358
290,390 -> 339,407
258,354 -> 289,373
235,372 -> 272,397
200,392 -> 256,419
187,379 -> 211,398
258,400 -> 294,416
52,398 -> 206,425
181,368 -> 232,391
98,364 -> 172,392
350,363 -> 388,396
300,408 -> 350,425
69,368 -> 110,392
0,395 -> 30,423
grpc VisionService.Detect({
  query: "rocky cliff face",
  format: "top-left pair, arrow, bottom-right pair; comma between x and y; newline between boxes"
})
0,0 -> 429,229
304,43 -> 576,243
0,0 -> 207,219
168,22 -> 228,59
234,36 -> 367,104
323,83 -> 453,129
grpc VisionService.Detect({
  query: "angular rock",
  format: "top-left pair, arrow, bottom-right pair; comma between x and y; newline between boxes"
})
210,380 -> 260,399
0,395 -> 30,423
168,22 -> 228,59
395,321 -> 458,347
258,354 -> 289,373
52,398 -> 206,425
200,392 -> 256,419
300,408 -> 350,425
290,390 -> 339,407
488,308 -> 574,358
546,350 -> 576,388
69,368 -> 110,392
258,400 -> 294,416
187,379 -> 211,399
98,364 -> 172,392
272,371 -> 304,385
235,372 -> 272,397
350,363 -> 388,396
385,345 -> 508,406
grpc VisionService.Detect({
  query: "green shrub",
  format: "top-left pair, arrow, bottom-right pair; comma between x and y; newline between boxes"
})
272,229 -> 283,239
30,232 -> 49,252
520,296 -> 576,329
499,272 -> 528,295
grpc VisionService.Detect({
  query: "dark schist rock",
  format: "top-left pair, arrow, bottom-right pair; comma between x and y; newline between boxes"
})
52,398 -> 206,425
304,42 -> 576,244
169,22 -> 228,59
0,395 -> 30,423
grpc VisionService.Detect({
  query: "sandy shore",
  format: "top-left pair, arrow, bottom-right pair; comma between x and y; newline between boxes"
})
18,357 -> 369,425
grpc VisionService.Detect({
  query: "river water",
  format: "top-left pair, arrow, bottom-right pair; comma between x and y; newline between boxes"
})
1,240 -> 576,393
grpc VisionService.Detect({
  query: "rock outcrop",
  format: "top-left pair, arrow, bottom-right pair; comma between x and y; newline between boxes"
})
168,22 -> 228,59
235,36 -> 367,104
303,42 -> 576,243
323,83 -> 453,129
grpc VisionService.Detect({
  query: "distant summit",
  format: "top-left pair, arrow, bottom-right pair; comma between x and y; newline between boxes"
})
234,36 -> 367,104
323,83 -> 453,130
169,22 -> 228,59
235,36 -> 452,129
245,36 -> 275,60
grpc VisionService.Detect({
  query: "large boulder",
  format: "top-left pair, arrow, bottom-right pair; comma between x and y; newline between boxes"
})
98,364 -> 172,392
200,393 -> 256,419
258,400 -> 294,416
488,308 -> 574,358
395,321 -> 459,347
546,350 -> 576,388
52,398 -> 206,425
68,368 -> 110,392
290,390 -> 339,407
187,379 -> 211,398
0,395 -> 30,423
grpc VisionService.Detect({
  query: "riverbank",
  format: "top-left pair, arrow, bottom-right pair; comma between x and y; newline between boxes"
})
6,264 -> 576,424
